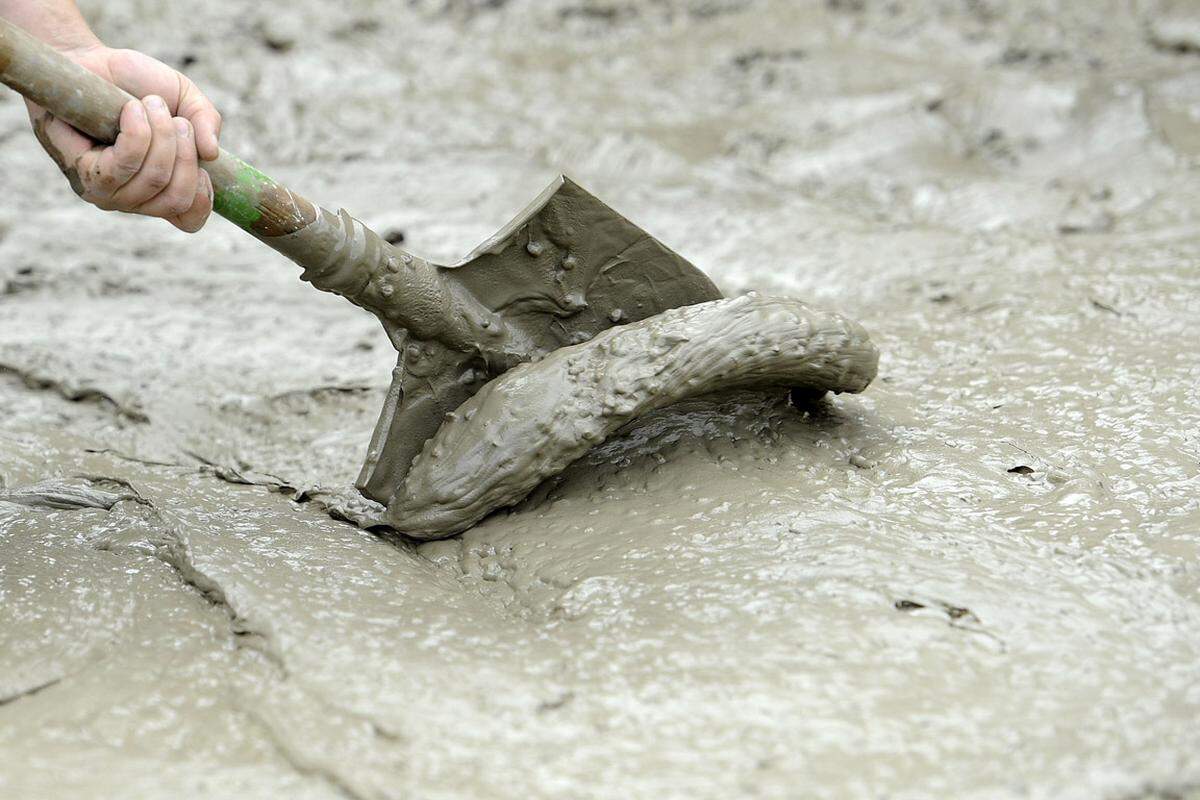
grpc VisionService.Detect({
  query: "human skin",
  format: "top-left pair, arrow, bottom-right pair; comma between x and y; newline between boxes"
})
0,0 -> 221,231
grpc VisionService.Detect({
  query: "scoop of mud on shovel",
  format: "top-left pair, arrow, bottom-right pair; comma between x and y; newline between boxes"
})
385,294 -> 879,539
349,176 -> 723,505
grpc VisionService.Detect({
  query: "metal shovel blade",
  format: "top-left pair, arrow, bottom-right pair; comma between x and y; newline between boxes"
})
356,176 -> 723,505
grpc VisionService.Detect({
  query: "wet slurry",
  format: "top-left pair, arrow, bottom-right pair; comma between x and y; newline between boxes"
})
389,295 -> 878,537
2,1 -> 1199,797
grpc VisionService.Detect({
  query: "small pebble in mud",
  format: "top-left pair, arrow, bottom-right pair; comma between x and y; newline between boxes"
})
609,309 -> 624,322
561,255 -> 578,270
526,240 -> 546,257
849,453 -> 874,469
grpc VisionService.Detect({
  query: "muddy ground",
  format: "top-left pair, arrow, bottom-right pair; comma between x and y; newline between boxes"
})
2,0 -> 1199,798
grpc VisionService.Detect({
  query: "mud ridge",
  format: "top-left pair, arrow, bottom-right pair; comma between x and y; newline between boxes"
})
143,509 -> 290,672
240,704 -> 377,800
1,479 -> 288,672
190,454 -> 386,530
0,361 -> 149,422
0,676 -> 64,707
235,671 -> 411,800
0,475 -> 145,510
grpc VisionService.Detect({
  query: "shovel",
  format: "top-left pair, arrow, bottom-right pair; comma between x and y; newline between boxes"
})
0,18 -> 723,507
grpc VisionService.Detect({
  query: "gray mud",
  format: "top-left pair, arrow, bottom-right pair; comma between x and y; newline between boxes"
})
2,1 -> 1200,798
390,294 -> 878,536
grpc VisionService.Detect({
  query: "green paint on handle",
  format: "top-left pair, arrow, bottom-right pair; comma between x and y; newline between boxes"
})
212,162 -> 272,230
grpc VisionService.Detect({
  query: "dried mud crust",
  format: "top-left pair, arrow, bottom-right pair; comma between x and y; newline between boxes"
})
387,293 -> 878,537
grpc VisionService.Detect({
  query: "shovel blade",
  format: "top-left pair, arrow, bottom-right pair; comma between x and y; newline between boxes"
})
356,176 -> 722,506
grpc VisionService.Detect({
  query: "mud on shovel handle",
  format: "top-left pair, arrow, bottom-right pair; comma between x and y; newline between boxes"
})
0,18 -> 494,353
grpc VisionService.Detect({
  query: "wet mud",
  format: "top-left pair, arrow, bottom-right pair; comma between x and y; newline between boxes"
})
2,0 -> 1200,798
390,294 -> 878,536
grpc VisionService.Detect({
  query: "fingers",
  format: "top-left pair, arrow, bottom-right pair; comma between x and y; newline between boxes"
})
107,48 -> 222,160
74,96 -> 212,231
109,95 -> 178,210
135,117 -> 197,219
126,114 -> 214,232
178,80 -> 222,161
169,170 -> 214,233
83,100 -> 152,204
136,118 -> 200,220
35,46 -> 220,233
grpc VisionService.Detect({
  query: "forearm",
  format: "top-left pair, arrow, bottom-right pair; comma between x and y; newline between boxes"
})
0,0 -> 101,52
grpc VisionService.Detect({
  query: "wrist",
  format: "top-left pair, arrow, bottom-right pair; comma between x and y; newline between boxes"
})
49,32 -> 104,58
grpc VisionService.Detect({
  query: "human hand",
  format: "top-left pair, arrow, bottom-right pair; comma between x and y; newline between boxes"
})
27,45 -> 222,232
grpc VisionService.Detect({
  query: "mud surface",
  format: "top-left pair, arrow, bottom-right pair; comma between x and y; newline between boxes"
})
2,1 -> 1199,798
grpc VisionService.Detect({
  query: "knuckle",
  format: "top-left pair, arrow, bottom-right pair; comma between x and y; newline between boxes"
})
122,127 -> 151,150
92,168 -> 123,193
114,153 -> 144,176
165,187 -> 196,216
147,109 -> 172,131
78,177 -> 106,203
92,176 -> 119,195
142,166 -> 172,191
